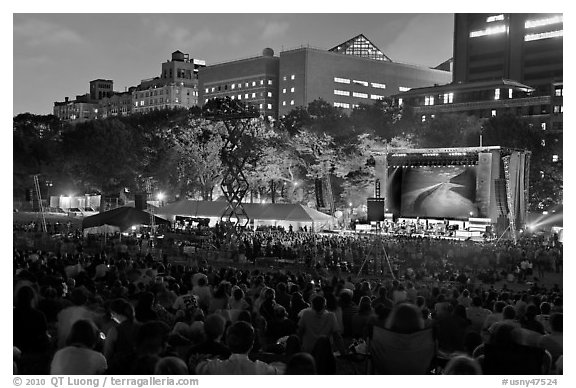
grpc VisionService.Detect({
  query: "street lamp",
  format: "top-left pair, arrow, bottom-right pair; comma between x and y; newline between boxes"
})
156,192 -> 165,207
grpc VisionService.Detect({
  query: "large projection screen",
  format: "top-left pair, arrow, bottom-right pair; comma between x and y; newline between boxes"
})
398,166 -> 478,218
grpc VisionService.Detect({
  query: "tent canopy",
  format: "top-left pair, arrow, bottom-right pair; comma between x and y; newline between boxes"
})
156,200 -> 335,223
82,206 -> 170,232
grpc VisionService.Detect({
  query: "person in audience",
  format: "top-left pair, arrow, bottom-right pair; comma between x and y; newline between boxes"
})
154,356 -> 189,374
195,321 -> 280,374
443,355 -> 482,375
538,312 -> 562,366
284,352 -> 317,375
50,319 -> 107,374
298,295 -> 344,354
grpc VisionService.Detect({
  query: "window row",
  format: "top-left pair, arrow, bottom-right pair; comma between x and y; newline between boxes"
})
282,87 -> 295,93
282,74 -> 296,81
205,79 -> 274,94
334,77 -> 387,90
203,98 -> 272,111
282,100 -> 295,106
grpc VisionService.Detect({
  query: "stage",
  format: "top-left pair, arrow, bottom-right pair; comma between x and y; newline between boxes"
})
369,146 -> 531,238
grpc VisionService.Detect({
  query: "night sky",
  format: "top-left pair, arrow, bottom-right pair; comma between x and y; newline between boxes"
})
13,12 -> 454,115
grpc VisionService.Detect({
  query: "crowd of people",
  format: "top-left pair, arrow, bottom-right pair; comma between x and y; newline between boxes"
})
13,224 -> 563,375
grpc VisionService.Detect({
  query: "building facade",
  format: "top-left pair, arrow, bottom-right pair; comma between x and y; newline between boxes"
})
53,94 -> 99,123
198,48 -> 280,120
54,50 -> 205,122
395,14 -> 563,132
198,35 -> 451,120
277,41 -> 451,117
452,13 -> 563,132
133,50 -> 205,114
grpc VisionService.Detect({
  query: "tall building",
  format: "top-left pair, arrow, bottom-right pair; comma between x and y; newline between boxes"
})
453,13 -> 563,96
90,79 -> 114,101
396,13 -> 563,133
54,50 -> 206,122
199,48 -> 280,120
53,94 -> 98,123
133,50 -> 206,114
198,35 -> 451,120
278,35 -> 451,118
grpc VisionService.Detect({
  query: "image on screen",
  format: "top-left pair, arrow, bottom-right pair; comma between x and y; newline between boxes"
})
400,166 -> 477,218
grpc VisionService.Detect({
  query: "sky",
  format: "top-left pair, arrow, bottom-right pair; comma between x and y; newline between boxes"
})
12,13 -> 455,115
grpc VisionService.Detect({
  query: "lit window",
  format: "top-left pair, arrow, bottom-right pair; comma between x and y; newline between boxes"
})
525,30 -> 563,41
238,95 -> 241,100
211,87 -> 215,92
267,104 -> 272,109
353,92 -> 368,98
260,80 -> 264,85
291,75 -> 295,80
334,77 -> 350,84
267,92 -> 272,97
541,122 -> 547,130
553,105 -> 563,113
283,76 -> 287,81
552,155 -> 559,162
205,88 -> 209,93
259,104 -> 263,109
398,98 -> 403,106
268,80 -> 273,85
371,82 -> 386,89
238,83 -> 241,88
290,100 -> 294,105
555,87 -> 563,97
140,101 -> 144,106
491,110 -> 497,117
282,101 -> 286,106
486,14 -> 504,23
252,93 -> 256,98
399,86 -> 411,92
334,90 -> 349,96
231,84 -> 235,90
421,115 -> 426,122
352,104 -> 359,109
541,139 -> 546,147
245,82 -> 249,87
252,81 -> 256,86
470,25 -> 506,38
370,94 -> 384,100
509,89 -> 513,99
431,115 -> 435,119
231,96 -> 235,100
244,94 -> 248,99
353,80 -> 369,87
290,87 -> 295,93
495,88 -> 500,100
525,15 -> 563,29
334,102 -> 350,109
424,96 -> 435,106
283,88 -> 286,94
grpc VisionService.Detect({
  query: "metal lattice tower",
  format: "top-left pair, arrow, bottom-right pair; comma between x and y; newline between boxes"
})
33,175 -> 47,233
145,178 -> 155,233
204,98 -> 259,235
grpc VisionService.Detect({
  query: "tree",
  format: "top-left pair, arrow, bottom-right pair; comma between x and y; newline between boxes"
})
168,118 -> 225,200
350,97 -> 406,140
61,118 -> 141,195
414,113 -> 483,148
13,113 -> 65,197
482,113 -> 562,211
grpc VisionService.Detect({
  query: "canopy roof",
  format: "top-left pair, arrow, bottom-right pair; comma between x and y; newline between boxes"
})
82,206 -> 170,231
157,200 -> 335,223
